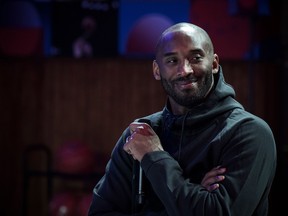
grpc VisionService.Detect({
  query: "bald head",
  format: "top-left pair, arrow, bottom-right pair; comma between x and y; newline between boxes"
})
155,22 -> 214,60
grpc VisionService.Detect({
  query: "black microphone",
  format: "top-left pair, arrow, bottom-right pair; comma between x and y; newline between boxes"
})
132,119 -> 151,213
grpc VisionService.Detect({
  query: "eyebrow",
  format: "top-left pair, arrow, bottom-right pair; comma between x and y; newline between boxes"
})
190,49 -> 205,55
163,52 -> 176,58
163,49 -> 205,58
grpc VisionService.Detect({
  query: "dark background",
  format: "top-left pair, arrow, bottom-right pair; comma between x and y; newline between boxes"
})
0,0 -> 287,215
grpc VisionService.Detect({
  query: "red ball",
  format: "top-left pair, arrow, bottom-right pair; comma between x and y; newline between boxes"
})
49,192 -> 78,216
126,14 -> 173,54
0,1 -> 43,56
54,141 -> 95,174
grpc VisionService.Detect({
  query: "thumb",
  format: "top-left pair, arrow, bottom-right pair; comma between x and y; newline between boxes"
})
129,122 -> 154,136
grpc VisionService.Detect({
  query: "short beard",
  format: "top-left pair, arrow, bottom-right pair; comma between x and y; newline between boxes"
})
160,72 -> 214,108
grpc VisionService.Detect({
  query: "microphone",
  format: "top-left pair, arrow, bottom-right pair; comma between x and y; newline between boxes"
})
132,119 -> 151,212
132,149 -> 144,213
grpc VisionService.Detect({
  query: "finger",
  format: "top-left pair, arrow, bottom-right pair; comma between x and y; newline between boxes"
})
123,142 -> 129,152
123,143 -> 134,156
215,175 -> 225,181
207,183 -> 220,192
211,167 -> 226,174
123,129 -> 140,155
203,167 -> 226,181
123,137 -> 133,152
125,136 -> 132,143
201,172 -> 225,187
211,165 -> 221,170
217,167 -> 226,173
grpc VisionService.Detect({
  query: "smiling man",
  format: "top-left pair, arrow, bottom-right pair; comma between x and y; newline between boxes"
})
153,23 -> 218,114
88,22 -> 277,216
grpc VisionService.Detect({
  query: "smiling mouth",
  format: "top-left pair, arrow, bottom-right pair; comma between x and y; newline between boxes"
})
175,78 -> 198,89
179,79 -> 197,84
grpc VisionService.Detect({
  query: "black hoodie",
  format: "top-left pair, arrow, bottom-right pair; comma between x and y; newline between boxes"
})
89,67 -> 277,216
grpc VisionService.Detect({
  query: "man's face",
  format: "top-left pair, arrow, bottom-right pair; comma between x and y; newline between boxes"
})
154,31 -> 218,108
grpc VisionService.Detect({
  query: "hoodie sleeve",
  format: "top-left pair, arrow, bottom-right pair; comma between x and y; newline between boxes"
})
88,128 -> 135,216
141,115 -> 277,216
88,127 -> 168,216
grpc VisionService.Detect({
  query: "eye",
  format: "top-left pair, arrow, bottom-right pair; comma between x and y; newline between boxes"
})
189,55 -> 203,63
165,57 -> 178,65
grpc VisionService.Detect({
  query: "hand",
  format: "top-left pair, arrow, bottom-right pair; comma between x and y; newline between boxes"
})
201,166 -> 226,192
123,122 -> 163,161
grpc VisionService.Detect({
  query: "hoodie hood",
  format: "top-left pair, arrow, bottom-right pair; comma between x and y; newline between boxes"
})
162,66 -> 244,130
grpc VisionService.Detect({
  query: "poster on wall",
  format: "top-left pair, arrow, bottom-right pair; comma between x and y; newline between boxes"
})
0,0 -> 49,57
190,0 -> 251,60
0,0 -> 119,58
118,0 -> 190,57
0,0 -> 274,59
190,0 -> 272,60
51,0 -> 119,58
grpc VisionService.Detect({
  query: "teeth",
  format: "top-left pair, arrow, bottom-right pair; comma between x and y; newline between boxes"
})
174,78 -> 197,86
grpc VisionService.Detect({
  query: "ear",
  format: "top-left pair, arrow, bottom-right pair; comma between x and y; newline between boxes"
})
212,54 -> 219,74
153,60 -> 161,80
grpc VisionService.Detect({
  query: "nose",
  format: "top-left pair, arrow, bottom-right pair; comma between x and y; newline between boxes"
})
178,59 -> 193,76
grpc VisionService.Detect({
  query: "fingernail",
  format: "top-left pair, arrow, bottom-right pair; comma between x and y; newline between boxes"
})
217,175 -> 225,180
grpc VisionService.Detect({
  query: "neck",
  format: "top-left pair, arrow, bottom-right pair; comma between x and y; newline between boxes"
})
168,99 -> 191,115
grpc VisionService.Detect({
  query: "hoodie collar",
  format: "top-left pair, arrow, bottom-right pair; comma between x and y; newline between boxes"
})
162,66 -> 243,128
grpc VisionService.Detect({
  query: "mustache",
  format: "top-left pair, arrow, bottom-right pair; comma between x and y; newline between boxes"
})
173,75 -> 197,83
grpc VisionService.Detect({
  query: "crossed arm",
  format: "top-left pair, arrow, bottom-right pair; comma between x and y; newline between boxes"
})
124,122 -> 226,192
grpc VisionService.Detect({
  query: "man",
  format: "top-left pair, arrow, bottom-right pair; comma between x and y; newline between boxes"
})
88,22 -> 277,215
